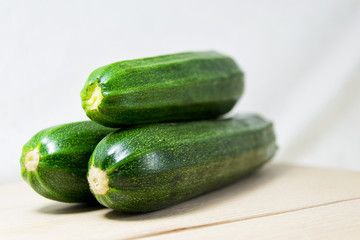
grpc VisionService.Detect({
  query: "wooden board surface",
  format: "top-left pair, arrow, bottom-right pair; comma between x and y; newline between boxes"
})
145,199 -> 360,240
1,163 -> 359,240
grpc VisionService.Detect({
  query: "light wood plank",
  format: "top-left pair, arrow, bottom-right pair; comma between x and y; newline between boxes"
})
0,164 -> 359,240
144,199 -> 360,240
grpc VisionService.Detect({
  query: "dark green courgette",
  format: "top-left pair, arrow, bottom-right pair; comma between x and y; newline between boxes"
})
88,114 -> 277,212
20,121 -> 115,202
80,51 -> 244,127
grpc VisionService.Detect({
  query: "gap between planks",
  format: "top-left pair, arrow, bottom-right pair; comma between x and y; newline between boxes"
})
126,196 -> 360,240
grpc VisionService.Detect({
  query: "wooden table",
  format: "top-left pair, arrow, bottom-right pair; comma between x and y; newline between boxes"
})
1,164 -> 359,240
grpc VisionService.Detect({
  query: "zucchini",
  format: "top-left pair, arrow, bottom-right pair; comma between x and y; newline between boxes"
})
20,121 -> 115,202
88,114 -> 276,212
80,51 -> 244,127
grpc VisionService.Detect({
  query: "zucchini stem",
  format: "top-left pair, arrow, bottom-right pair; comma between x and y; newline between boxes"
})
24,147 -> 40,172
84,82 -> 103,111
88,165 -> 109,195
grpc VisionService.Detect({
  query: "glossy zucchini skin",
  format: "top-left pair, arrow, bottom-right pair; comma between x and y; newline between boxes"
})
88,114 -> 277,212
80,51 -> 244,127
20,121 -> 115,202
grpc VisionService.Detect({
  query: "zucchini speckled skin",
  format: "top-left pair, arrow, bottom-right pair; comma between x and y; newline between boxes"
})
20,121 -> 115,202
80,51 -> 244,127
88,114 -> 276,212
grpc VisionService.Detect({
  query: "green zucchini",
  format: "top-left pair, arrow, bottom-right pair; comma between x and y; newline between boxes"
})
88,114 -> 276,212
20,121 -> 115,202
80,51 -> 244,127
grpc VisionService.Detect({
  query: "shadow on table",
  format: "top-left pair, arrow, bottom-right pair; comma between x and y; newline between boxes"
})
37,201 -> 104,215
104,164 -> 287,221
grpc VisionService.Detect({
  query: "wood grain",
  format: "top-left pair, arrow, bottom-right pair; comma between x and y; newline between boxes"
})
144,199 -> 360,240
1,163 -> 359,240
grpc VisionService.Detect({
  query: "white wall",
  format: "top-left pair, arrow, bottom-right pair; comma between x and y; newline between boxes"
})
1,0 -> 360,183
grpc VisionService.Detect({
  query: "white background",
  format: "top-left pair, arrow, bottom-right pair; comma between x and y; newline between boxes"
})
1,0 -> 360,183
